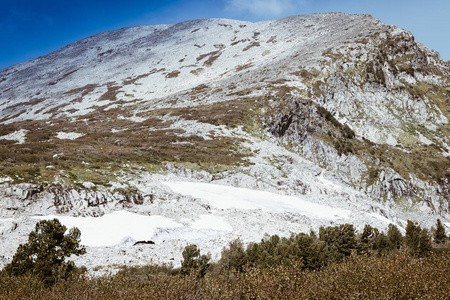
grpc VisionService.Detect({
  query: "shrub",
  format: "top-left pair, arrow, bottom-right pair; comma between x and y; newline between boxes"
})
357,224 -> 379,253
405,220 -> 431,257
292,232 -> 327,270
434,219 -> 447,243
319,223 -> 356,263
180,244 -> 210,278
387,223 -> 403,250
219,239 -> 247,272
4,219 -> 86,286
405,220 -> 421,251
417,228 -> 432,257
373,232 -> 389,254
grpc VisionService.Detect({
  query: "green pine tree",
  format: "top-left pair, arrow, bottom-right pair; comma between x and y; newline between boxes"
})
4,219 -> 86,286
357,224 -> 378,254
180,244 -> 210,278
387,224 -> 403,250
434,219 -> 447,244
405,220 -> 421,253
219,239 -> 247,272
405,220 -> 431,257
417,228 -> 432,257
319,224 -> 356,263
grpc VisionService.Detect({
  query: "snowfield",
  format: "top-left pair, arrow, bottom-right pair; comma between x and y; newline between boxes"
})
163,181 -> 351,220
31,181 -> 352,248
0,173 -> 438,274
33,210 -> 234,248
34,211 -> 183,247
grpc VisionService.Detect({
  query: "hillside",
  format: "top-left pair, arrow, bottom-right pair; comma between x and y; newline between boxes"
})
0,12 -> 449,272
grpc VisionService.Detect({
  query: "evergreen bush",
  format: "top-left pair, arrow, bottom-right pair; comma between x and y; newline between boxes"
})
4,218 -> 86,286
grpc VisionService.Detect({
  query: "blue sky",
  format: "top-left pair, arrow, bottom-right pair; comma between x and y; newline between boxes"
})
1,0 -> 449,69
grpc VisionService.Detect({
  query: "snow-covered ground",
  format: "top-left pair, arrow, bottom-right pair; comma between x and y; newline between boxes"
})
55,131 -> 85,140
0,129 -> 28,144
0,13 -> 384,124
0,170 -> 443,275
32,181 -> 353,248
0,179 -> 401,272
163,181 -> 351,220
34,211 -> 183,247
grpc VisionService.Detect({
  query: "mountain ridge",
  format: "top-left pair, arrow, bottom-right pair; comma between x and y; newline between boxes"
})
0,12 -> 448,273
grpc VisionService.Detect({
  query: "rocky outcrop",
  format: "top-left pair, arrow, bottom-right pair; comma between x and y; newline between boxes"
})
0,183 -> 150,217
0,183 -> 43,201
48,185 -> 148,216
262,23 -> 450,215
0,183 -> 45,216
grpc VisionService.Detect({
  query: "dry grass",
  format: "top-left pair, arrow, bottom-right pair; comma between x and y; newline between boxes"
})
196,51 -> 222,67
98,83 -> 121,101
242,42 -> 260,52
1,251 -> 449,299
235,63 -> 254,72
165,70 -> 180,78
0,96 -> 262,184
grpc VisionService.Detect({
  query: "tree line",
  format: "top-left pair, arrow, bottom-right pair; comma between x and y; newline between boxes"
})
1,217 -> 448,285
182,219 -> 448,276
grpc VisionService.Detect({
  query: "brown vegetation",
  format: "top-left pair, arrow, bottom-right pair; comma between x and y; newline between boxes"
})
196,51 -> 222,67
165,70 -> 180,78
0,96 -> 262,184
1,250 -> 448,299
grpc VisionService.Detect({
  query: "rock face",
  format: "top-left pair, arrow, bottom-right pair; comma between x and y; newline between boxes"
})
0,13 -> 449,272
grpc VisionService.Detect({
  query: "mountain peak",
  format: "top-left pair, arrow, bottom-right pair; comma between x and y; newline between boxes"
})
0,12 -> 448,272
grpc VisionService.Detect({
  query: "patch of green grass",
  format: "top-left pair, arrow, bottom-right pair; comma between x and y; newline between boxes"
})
0,98 -> 261,186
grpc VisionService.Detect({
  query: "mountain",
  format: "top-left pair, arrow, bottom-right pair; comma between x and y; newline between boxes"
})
0,12 -> 449,272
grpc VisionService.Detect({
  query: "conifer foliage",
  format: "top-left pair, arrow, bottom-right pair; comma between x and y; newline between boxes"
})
434,219 -> 447,244
387,223 -> 403,250
405,220 -> 432,257
180,244 -> 210,278
4,219 -> 86,286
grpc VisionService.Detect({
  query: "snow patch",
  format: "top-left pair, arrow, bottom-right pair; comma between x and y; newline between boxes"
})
0,177 -> 13,183
417,132 -> 433,145
367,213 -> 393,224
0,129 -> 28,144
191,215 -> 233,231
56,131 -> 85,140
163,181 -> 351,220
111,128 -> 127,133
385,134 -> 397,146
316,172 -> 343,190
82,182 -> 95,189
34,211 -> 183,247
118,115 -> 146,123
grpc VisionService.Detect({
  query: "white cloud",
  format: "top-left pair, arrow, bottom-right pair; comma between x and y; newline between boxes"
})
225,0 -> 300,17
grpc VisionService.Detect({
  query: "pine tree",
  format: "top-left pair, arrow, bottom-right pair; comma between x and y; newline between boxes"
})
405,220 -> 431,257
405,220 -> 421,253
434,219 -> 447,244
4,219 -> 86,286
387,224 -> 403,250
219,239 -> 247,272
374,232 -> 389,255
180,244 -> 210,278
319,224 -> 356,263
417,228 -> 432,257
357,224 -> 378,254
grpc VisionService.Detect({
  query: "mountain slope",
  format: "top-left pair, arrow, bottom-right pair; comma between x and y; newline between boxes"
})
0,13 -> 449,272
